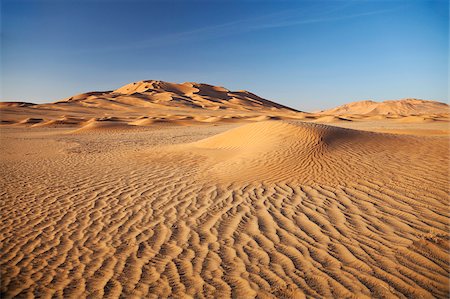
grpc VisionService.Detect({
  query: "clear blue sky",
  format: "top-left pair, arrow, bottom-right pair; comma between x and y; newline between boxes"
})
1,0 -> 448,111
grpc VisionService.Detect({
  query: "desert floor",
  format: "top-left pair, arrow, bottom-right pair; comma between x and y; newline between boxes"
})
1,120 -> 449,298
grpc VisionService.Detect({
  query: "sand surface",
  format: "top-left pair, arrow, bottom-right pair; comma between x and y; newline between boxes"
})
1,82 -> 449,298
1,119 -> 449,298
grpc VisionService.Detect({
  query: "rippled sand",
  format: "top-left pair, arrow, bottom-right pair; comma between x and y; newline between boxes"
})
1,121 -> 449,298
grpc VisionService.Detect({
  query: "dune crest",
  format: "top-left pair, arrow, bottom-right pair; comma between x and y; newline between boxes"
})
55,80 -> 299,112
0,102 -> 36,108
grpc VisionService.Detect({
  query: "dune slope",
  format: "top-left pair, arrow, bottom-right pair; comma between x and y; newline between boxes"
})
178,121 -> 448,184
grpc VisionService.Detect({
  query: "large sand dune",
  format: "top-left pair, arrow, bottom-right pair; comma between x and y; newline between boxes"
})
319,99 -> 449,115
1,119 -> 449,298
56,80 -> 299,113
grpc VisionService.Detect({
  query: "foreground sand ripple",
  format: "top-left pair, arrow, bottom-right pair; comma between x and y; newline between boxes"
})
1,121 -> 449,298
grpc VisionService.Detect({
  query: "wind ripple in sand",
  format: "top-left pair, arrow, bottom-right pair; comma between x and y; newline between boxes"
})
1,121 -> 449,298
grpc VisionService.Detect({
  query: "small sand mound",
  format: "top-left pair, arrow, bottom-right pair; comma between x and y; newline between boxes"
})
130,118 -> 159,126
19,118 -> 44,124
130,118 -> 181,126
366,115 -> 389,120
174,116 -> 194,120
313,116 -> 352,123
96,116 -> 121,122
181,121 -> 366,183
73,120 -> 135,133
246,115 -> 280,121
178,120 -> 435,184
396,116 -> 435,123
31,117 -> 84,127
193,121 -> 356,150
220,115 -> 240,120
195,116 -> 243,123
288,113 -> 312,120
198,116 -> 222,123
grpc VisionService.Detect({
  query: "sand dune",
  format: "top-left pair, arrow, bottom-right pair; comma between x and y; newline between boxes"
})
1,81 -> 450,298
395,116 -> 436,123
0,102 -> 36,108
1,120 -> 448,298
364,114 -> 390,120
0,80 -> 304,129
18,117 -> 44,125
55,80 -> 299,113
129,118 -> 174,126
174,121 -> 447,184
312,116 -> 352,123
73,119 -> 136,133
1,82 -> 449,132
32,117 -> 86,127
129,117 -> 198,127
320,99 -> 449,115
246,115 -> 281,121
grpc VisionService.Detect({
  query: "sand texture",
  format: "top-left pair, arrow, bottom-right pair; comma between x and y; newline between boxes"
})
1,120 -> 449,298
1,81 -> 449,298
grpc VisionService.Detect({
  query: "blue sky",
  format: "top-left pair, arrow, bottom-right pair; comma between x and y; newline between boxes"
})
1,0 -> 448,111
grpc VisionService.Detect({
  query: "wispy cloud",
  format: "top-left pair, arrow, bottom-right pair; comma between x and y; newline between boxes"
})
75,2 -> 401,54
253,7 -> 399,30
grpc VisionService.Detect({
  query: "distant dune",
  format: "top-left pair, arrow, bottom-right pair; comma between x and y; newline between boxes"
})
0,102 -> 36,108
0,80 -> 305,128
1,81 -> 450,137
319,99 -> 449,115
55,80 -> 300,112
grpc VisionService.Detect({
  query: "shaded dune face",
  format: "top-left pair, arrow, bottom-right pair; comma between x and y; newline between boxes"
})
0,102 -> 36,108
176,121 -> 448,184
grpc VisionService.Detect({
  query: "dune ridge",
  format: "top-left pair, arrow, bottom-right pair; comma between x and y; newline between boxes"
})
56,80 -> 299,112
319,99 -> 449,115
0,102 -> 36,108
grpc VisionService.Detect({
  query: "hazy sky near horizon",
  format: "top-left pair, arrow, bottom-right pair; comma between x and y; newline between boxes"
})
1,0 -> 448,111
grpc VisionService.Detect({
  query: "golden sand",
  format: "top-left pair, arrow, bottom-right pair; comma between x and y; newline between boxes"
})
1,82 -> 449,298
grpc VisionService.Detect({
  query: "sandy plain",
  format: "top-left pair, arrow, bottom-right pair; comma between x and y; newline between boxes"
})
1,82 -> 449,298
